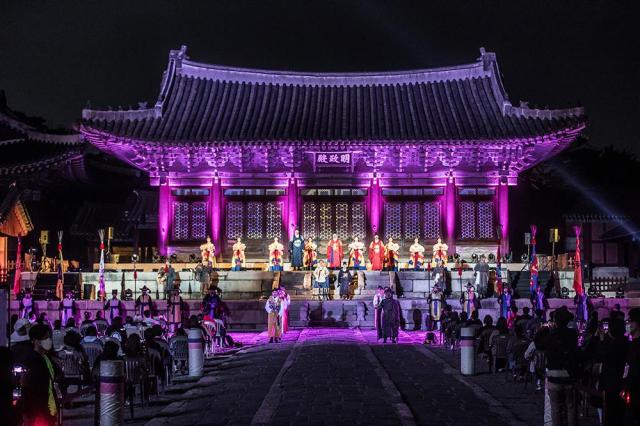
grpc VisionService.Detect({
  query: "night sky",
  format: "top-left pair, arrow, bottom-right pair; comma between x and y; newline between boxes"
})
1,1 -> 639,155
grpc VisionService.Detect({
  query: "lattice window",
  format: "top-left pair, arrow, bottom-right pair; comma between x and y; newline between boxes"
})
403,202 -> 420,240
335,203 -> 349,239
246,202 -> 263,239
173,202 -> 190,240
302,202 -> 317,240
351,203 -> 366,240
384,203 -> 402,240
319,203 -> 332,240
265,202 -> 282,240
478,201 -> 495,239
191,202 -> 207,240
423,202 -> 441,239
459,201 -> 477,239
226,202 -> 244,240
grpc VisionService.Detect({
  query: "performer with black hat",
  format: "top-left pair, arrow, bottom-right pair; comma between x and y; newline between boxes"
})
427,283 -> 445,331
135,285 -> 154,317
104,289 -> 123,323
167,286 -> 184,331
460,282 -> 480,316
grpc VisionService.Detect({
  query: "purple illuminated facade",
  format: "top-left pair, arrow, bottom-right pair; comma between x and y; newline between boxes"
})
81,46 -> 585,258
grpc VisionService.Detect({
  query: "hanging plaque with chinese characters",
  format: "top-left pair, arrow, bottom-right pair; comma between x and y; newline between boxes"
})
312,152 -> 352,171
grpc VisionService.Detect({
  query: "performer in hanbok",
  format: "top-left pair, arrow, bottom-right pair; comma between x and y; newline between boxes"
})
200,236 -> 216,267
530,285 -> 549,320
265,290 -> 284,343
498,286 -> 514,319
167,287 -> 184,331
373,286 -> 385,340
278,287 -> 291,334
19,288 -> 34,319
432,237 -> 448,266
303,238 -> 317,270
269,237 -> 285,271
59,289 -> 76,325
313,260 -> 330,300
289,229 -> 305,271
378,287 -> 401,343
348,237 -> 366,270
157,261 -> 175,299
427,283 -> 445,331
385,237 -> 400,271
103,289 -> 122,323
337,261 -> 353,300
201,286 -> 220,319
326,233 -> 343,269
408,238 -> 425,270
231,237 -> 246,271
368,235 -> 385,271
135,286 -> 154,317
460,283 -> 480,316
473,255 -> 489,297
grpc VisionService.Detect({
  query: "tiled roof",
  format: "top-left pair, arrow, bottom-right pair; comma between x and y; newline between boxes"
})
82,46 -> 585,144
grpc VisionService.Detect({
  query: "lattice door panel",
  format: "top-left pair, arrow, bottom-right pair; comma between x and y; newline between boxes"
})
226,202 -> 244,240
459,201 -> 477,239
423,202 -> 441,239
265,202 -> 283,240
351,203 -> 366,240
384,203 -> 402,240
191,202 -> 207,240
302,201 -> 367,241
403,202 -> 421,240
335,203 -> 349,240
302,202 -> 317,240
246,202 -> 264,239
477,201 -> 495,239
173,202 -> 190,240
318,203 -> 333,240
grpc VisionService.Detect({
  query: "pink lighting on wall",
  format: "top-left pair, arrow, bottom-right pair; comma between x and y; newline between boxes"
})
210,180 -> 222,251
157,184 -> 171,256
286,178 -> 299,240
498,183 -> 509,254
368,178 -> 381,237
444,178 -> 456,254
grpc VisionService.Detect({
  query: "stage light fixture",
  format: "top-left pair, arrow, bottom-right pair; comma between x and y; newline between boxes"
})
561,287 -> 569,299
488,253 -> 496,262
131,254 -> 139,262
521,253 -> 529,262
471,253 -> 478,262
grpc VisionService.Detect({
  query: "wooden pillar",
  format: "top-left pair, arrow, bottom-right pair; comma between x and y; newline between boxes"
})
444,179 -> 456,255
157,184 -> 171,257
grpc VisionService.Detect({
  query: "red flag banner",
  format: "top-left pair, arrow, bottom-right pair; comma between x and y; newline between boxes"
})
573,226 -> 583,295
13,237 -> 22,296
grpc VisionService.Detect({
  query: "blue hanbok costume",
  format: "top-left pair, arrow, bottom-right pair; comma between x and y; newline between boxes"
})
289,236 -> 305,269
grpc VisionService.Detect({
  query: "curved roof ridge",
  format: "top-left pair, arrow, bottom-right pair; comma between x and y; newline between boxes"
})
179,57 -> 489,86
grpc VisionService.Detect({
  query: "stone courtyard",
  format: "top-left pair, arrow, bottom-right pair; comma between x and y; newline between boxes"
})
60,328 -> 601,425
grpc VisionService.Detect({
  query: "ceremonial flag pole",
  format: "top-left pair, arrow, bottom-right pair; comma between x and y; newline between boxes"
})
55,231 -> 64,300
426,259 -> 431,293
13,236 -> 22,296
529,225 -> 538,297
98,229 -> 106,302
573,226 -> 583,296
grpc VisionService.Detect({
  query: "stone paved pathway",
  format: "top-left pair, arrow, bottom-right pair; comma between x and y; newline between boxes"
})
62,327 -> 597,425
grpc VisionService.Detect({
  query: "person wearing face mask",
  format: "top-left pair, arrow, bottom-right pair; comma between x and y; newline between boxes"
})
19,324 -> 60,426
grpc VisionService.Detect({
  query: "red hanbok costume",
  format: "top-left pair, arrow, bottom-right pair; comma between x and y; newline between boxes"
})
369,240 -> 385,271
327,238 -> 343,268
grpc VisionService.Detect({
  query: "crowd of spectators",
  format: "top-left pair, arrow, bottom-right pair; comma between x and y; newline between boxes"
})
438,300 -> 640,426
3,292 -> 234,426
